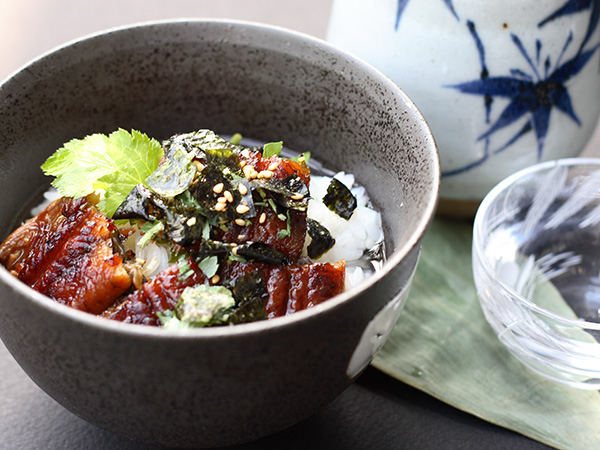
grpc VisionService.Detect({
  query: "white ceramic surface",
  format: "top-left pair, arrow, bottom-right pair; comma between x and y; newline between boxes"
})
327,0 -> 600,204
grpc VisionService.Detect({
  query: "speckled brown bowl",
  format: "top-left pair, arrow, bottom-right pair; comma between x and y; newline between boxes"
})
0,20 -> 439,448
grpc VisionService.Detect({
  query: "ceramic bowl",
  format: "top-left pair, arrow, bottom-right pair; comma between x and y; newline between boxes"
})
473,158 -> 600,389
327,0 -> 600,216
0,20 -> 439,448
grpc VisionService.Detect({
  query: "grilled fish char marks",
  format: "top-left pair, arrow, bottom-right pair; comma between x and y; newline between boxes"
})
0,196 -> 131,313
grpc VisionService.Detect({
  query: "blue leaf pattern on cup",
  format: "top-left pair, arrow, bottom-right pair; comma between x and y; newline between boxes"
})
396,0 -> 600,177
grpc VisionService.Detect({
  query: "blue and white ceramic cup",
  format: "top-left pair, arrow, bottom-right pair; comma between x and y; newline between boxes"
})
327,0 -> 600,216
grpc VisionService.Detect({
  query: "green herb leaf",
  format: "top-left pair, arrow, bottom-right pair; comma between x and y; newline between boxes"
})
177,254 -> 194,280
137,221 -> 165,249
277,229 -> 290,239
41,129 -> 163,216
198,255 -> 219,278
262,141 -> 283,158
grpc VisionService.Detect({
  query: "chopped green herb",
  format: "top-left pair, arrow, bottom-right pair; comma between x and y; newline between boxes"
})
177,255 -> 194,280
198,255 -> 219,279
277,229 -> 290,239
262,141 -> 283,158
137,221 -> 165,249
229,133 -> 243,145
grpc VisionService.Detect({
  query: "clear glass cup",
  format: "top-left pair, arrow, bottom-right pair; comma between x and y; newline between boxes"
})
473,158 -> 600,389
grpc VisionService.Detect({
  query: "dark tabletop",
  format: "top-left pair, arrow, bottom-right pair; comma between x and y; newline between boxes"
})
1,340 -> 551,450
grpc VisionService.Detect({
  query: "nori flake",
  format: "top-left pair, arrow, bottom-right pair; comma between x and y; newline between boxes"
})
323,178 -> 357,220
307,218 -> 336,259
229,271 -> 269,324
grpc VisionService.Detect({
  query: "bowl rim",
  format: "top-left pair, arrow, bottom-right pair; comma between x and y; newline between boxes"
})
473,157 -> 600,330
0,18 -> 440,339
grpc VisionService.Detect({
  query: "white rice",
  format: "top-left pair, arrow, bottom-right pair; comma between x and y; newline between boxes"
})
307,172 -> 384,289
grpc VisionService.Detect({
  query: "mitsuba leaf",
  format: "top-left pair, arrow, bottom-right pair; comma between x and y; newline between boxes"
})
41,129 -> 163,217
307,218 -> 336,259
323,178 -> 357,220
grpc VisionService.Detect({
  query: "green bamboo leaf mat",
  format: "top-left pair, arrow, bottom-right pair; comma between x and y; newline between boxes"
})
372,218 -> 600,450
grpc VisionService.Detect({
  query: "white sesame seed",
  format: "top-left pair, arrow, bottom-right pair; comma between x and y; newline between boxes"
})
186,217 -> 197,226
259,212 -> 267,224
211,275 -> 220,284
236,204 -> 250,215
238,184 -> 248,195
224,190 -> 234,202
234,218 -> 246,226
213,183 -> 224,194
259,170 -> 273,179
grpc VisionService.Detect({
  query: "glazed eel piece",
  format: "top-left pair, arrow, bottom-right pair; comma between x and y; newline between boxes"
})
0,196 -> 132,314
